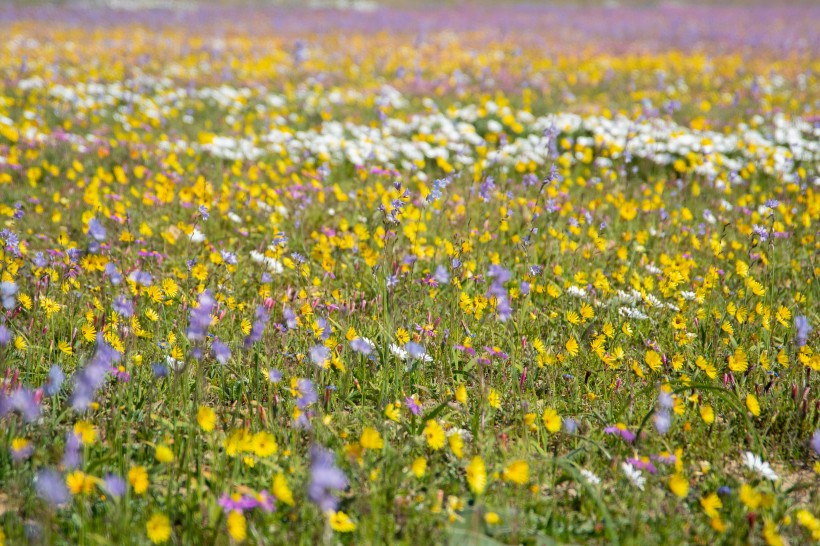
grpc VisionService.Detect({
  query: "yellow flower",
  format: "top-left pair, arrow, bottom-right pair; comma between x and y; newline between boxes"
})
227,510 -> 247,542
273,473 -> 295,506
700,493 -> 722,518
328,511 -> 356,533
668,474 -> 689,498
466,456 -> 487,495
128,466 -> 149,495
645,350 -> 662,372
66,470 -> 95,495
73,421 -> 96,444
448,432 -> 464,459
251,431 -> 278,457
197,406 -> 216,432
739,484 -> 761,509
699,404 -> 715,424
411,457 -> 427,478
424,420 -> 446,450
565,337 -> 579,357
455,384 -> 467,404
542,408 -> 561,433
728,347 -> 748,373
485,512 -> 500,525
746,394 -> 761,417
502,460 -> 529,485
146,513 -> 172,544
487,388 -> 501,409
360,427 -> 384,450
155,444 -> 174,463
384,403 -> 400,422
58,340 -> 73,356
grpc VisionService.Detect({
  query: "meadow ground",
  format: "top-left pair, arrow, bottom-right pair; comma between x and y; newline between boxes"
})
0,3 -> 819,545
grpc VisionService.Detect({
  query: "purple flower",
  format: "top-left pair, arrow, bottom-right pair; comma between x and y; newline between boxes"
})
627,457 -> 657,474
405,396 -> 420,415
350,337 -> 374,355
70,334 -> 120,411
604,424 -> 636,443
295,379 -> 317,409
1,281 -> 18,309
654,411 -> 671,434
43,365 -> 65,397
104,263 -> 122,285
433,265 -> 449,284
10,439 -> 34,461
35,469 -> 69,507
219,493 -> 259,513
563,417 -> 578,435
152,363 -> 169,378
187,290 -> 215,342
103,474 -> 126,499
811,430 -> 820,457
87,218 -> 106,242
198,205 -> 210,220
244,306 -> 269,349
309,345 -> 330,367
405,342 -> 426,360
113,296 -> 133,318
0,324 -> 10,346
128,270 -> 153,286
283,307 -> 297,330
33,252 -> 47,268
0,389 -> 40,423
211,338 -> 231,365
795,316 -> 811,348
268,368 -> 283,383
62,432 -> 82,469
308,445 -> 348,512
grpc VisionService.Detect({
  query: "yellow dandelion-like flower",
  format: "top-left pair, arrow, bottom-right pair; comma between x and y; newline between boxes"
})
328,511 -> 356,533
424,420 -> 446,450
197,406 -> 216,432
360,427 -> 384,450
146,513 -> 171,544
502,460 -> 529,485
746,394 -> 761,416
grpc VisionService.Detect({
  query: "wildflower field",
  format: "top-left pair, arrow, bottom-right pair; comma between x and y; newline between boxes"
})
1,2 -> 819,544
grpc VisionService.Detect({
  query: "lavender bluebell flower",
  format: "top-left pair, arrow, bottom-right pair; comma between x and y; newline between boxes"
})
61,432 -> 82,469
795,316 -> 811,348
103,473 -> 127,499
811,429 -> 820,457
127,270 -> 153,286
44,365 -> 65,396
187,290 -> 215,342
309,345 -> 330,367
295,379 -> 317,409
308,445 -> 348,512
35,469 -> 69,507
0,389 -> 40,423
87,218 -> 106,241
104,262 -> 122,285
0,324 -> 10,346
113,296 -> 133,318
244,306 -> 269,349
1,281 -> 17,310
33,252 -> 47,268
198,205 -> 210,220
350,337 -> 374,355
405,342 -> 426,360
70,334 -> 120,411
433,265 -> 449,284
211,338 -> 231,365
283,307 -> 297,330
